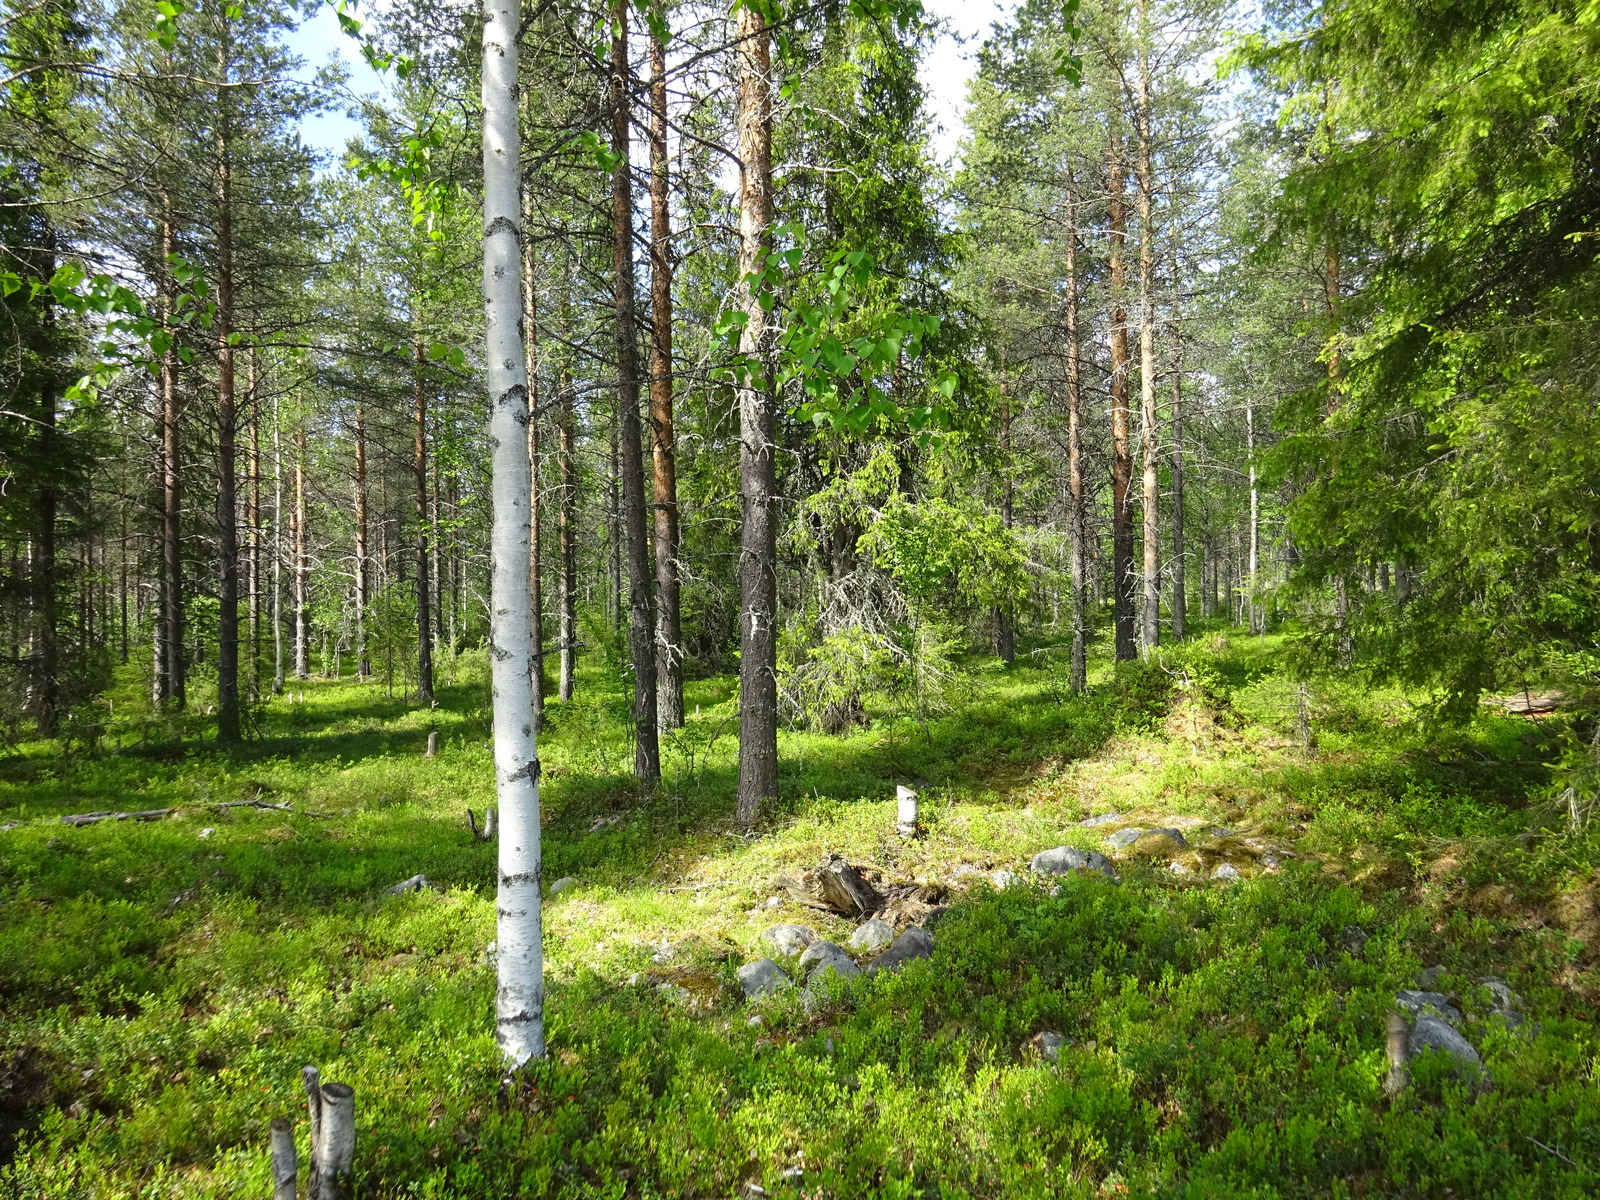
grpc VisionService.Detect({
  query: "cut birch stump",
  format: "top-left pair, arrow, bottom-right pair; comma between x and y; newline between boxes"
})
1384,1011 -> 1409,1096
895,785 -> 919,839
425,731 -> 439,758
467,808 -> 497,842
268,1115 -> 297,1200
302,1065 -> 356,1200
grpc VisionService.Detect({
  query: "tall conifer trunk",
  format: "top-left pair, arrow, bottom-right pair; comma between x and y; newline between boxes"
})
215,116 -> 241,742
1107,129 -> 1135,662
995,373 -> 1015,663
293,423 -> 309,680
412,338 -> 433,701
648,24 -> 683,730
557,307 -> 578,704
610,0 -> 660,784
1064,170 -> 1087,692
1135,0 -> 1160,655
735,1 -> 779,823
483,0 -> 543,1069
248,348 -> 262,695
158,205 -> 184,708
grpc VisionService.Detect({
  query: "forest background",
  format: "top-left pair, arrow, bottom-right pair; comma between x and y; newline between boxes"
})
2,0 -> 1600,1196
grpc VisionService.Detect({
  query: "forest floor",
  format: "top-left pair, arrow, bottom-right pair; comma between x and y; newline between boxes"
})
2,632 -> 1598,1198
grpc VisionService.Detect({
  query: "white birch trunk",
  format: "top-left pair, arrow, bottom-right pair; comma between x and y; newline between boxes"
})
482,0 -> 544,1069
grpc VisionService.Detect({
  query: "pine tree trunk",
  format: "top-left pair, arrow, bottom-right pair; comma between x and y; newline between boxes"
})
557,341 -> 578,704
1135,4 -> 1160,656
215,121 -> 241,743
610,1 -> 660,784
248,348 -> 262,696
1168,247 -> 1186,642
521,206 -> 544,730
33,366 -> 58,736
1107,129 -> 1136,662
482,0 -> 544,1070
995,373 -> 1015,664
648,25 -> 684,731
413,338 -> 434,701
735,2 -> 779,824
1064,170 -> 1087,693
158,205 -> 184,709
272,392 -> 284,694
293,423 -> 309,680
353,400 -> 369,677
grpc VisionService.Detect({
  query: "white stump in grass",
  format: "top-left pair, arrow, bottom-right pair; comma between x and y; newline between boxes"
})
1384,1011 -> 1409,1096
896,785 -> 919,838
482,0 -> 545,1070
301,1067 -> 355,1200
425,731 -> 439,758
268,1115 -> 297,1200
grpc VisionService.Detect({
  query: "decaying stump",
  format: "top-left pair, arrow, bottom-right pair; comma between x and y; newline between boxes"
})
777,855 -> 881,916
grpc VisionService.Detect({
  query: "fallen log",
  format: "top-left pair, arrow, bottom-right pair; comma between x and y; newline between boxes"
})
59,808 -> 172,826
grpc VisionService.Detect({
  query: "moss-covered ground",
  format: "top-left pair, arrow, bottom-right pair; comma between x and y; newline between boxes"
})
2,633 -> 1597,1197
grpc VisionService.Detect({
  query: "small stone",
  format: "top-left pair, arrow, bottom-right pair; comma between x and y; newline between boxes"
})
1480,977 -> 1518,1011
1407,1015 -> 1487,1083
990,869 -> 1019,889
1080,812 -> 1126,828
1212,863 -> 1241,881
737,958 -> 792,999
383,874 -> 432,895
1030,1031 -> 1065,1062
1145,827 -> 1189,849
1030,846 -> 1115,879
655,983 -> 691,1006
867,925 -> 933,975
763,896 -> 782,909
197,827 -> 215,839
762,924 -> 816,956
1416,965 -> 1447,989
848,919 -> 895,953
747,1015 -> 764,1028
798,940 -> 857,976
802,960 -> 860,1012
1395,990 -> 1463,1025
781,1166 -> 804,1182
1208,826 -> 1234,839
650,942 -> 676,965
1168,861 -> 1193,876
1259,850 -> 1282,869
1340,925 -> 1369,955
1105,828 -> 1144,849
548,876 -> 579,896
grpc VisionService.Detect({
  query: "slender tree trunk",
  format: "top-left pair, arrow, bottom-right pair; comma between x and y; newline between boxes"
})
33,366 -> 58,736
412,338 -> 434,701
521,199 -> 544,730
272,392 -> 284,694
159,204 -> 184,708
248,349 -> 262,697
293,423 -> 309,680
215,121 -> 242,743
1064,170 -> 1087,692
1135,3 -> 1160,656
735,2 -> 779,823
608,414 -> 621,633
610,0 -> 660,784
1107,129 -> 1136,662
558,340 -> 578,704
995,372 -> 1015,664
482,0 -> 544,1070
1246,397 -> 1261,635
353,399 -> 370,677
648,25 -> 684,731
1168,249 -> 1186,642
118,505 -> 128,665
1325,241 -> 1353,663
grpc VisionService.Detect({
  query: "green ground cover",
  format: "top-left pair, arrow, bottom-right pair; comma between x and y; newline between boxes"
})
2,636 -> 1597,1198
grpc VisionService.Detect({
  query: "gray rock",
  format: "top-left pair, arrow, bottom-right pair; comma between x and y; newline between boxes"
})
655,983 -> 692,1005
1408,1015 -> 1487,1082
798,940 -> 856,976
867,925 -> 934,975
949,864 -> 982,879
1395,990 -> 1463,1025
848,919 -> 895,953
383,874 -> 433,895
1340,925 -> 1369,955
1416,965 -> 1447,989
737,958 -> 792,999
1258,850 -> 1283,870
1031,1031 -> 1065,1062
762,923 -> 816,956
197,827 -> 215,839
650,941 -> 677,964
1208,826 -> 1234,839
1145,827 -> 1189,849
1105,828 -> 1144,849
802,958 -> 860,1011
548,876 -> 580,896
1168,861 -> 1193,876
1480,977 -> 1518,1011
990,870 -> 1020,889
1080,812 -> 1126,828
1030,846 -> 1115,879
1212,863 -> 1242,882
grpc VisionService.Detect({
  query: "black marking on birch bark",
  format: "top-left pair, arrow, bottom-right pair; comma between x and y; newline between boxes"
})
484,215 -> 520,240
499,870 -> 541,886
517,756 -> 541,783
495,383 -> 527,409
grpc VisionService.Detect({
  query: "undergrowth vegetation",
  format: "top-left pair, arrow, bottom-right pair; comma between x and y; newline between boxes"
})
2,636 -> 1598,1198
